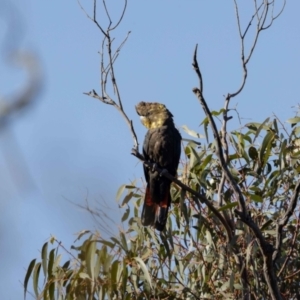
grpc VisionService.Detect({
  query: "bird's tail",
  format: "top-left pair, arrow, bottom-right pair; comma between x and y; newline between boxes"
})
141,185 -> 170,231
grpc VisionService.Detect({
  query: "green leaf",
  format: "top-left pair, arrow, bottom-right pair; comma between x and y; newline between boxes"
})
246,118 -> 270,141
260,219 -> 273,231
200,117 -> 209,142
286,117 -> 300,124
62,260 -> 70,269
229,272 -> 234,291
273,118 -> 279,134
41,242 -> 48,278
201,153 -> 213,170
133,257 -> 153,289
250,194 -> 263,203
33,262 -> 41,298
24,259 -> 36,299
182,125 -> 204,139
205,230 -> 213,247
99,239 -> 115,248
292,126 -> 300,135
121,206 -> 130,222
121,191 -> 134,207
259,131 -> 274,166
141,248 -> 153,261
49,281 -> 55,300
181,202 -> 189,227
79,272 -> 90,279
121,261 -> 128,298
125,185 -> 137,189
116,184 -> 126,201
232,131 -> 252,144
48,249 -> 55,279
188,145 -> 201,169
76,230 -> 91,241
111,260 -> 119,291
211,108 -> 225,116
86,241 -> 96,280
218,202 -> 238,211
120,232 -> 129,251
254,117 -> 270,138
53,254 -> 62,273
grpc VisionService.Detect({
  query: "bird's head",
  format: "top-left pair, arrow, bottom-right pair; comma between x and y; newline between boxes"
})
135,101 -> 173,129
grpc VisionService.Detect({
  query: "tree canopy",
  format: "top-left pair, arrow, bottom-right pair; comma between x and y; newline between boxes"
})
24,1 -> 300,299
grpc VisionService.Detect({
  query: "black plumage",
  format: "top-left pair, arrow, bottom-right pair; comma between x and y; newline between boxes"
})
136,101 -> 181,231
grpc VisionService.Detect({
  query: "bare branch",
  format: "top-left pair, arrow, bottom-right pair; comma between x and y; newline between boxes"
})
93,0 -> 109,37
233,0 -> 243,38
83,89 -> 112,105
192,44 -> 203,94
102,0 -> 112,28
111,0 -> 128,31
80,0 -> 138,150
229,0 -> 286,101
192,85 -> 247,215
77,0 -> 108,37
262,0 -> 286,30
218,95 -> 231,205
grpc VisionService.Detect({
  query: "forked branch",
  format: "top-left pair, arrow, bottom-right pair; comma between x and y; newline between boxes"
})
229,0 -> 286,100
79,0 -> 138,150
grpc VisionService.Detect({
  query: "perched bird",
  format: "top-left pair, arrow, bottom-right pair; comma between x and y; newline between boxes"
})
135,101 -> 181,231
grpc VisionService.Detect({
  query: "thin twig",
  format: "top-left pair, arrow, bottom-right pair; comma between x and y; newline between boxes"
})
217,95 -> 231,206
192,44 -> 203,94
93,0 -> 108,37
111,0 -> 128,31
229,0 -> 285,101
81,0 -> 138,150
103,0 -> 112,28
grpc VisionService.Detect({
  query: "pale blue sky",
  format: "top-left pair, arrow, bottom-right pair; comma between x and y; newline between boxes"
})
0,1 -> 299,298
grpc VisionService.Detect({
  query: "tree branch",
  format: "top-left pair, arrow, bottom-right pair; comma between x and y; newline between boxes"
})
192,85 -> 247,215
229,0 -> 286,101
80,0 -> 138,150
192,44 -> 203,94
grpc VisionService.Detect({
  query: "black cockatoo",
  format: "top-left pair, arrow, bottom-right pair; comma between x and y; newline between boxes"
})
136,101 -> 181,231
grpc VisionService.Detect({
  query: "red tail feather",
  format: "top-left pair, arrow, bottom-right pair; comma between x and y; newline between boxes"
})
141,185 -> 170,231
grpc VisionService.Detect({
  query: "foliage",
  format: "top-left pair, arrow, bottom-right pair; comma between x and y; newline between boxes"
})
24,1 -> 294,299
24,114 -> 300,299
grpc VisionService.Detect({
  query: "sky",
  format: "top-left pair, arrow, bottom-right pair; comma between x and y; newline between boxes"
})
0,0 -> 299,299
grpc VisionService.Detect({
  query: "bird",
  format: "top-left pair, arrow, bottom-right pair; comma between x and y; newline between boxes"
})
135,101 -> 181,231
